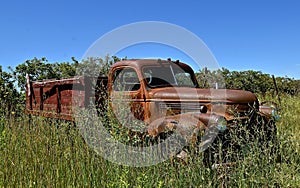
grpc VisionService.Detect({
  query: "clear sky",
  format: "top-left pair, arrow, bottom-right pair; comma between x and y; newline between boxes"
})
1,0 -> 299,79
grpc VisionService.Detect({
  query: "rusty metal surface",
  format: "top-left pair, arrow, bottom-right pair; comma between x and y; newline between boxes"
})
110,59 -> 195,75
147,87 -> 257,103
26,59 -> 269,133
26,76 -> 108,120
108,59 -> 259,124
258,106 -> 273,119
147,112 -> 221,136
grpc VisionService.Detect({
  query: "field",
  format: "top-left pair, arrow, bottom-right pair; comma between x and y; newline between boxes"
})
0,95 -> 299,187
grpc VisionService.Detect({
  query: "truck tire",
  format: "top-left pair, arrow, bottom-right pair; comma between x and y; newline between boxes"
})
203,115 -> 280,168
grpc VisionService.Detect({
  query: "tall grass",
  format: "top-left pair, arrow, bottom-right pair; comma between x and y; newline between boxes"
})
0,95 -> 300,187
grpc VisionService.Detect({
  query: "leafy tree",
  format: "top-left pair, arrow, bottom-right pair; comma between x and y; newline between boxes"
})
0,66 -> 22,117
75,55 -> 125,76
195,67 -> 299,96
11,57 -> 57,91
196,67 -> 225,88
11,57 -> 78,92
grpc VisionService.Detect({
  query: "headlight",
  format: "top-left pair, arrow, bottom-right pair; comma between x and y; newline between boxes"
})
271,107 -> 280,121
216,117 -> 227,132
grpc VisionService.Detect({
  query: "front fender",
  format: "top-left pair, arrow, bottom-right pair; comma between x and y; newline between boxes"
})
259,102 -> 280,122
147,112 -> 224,137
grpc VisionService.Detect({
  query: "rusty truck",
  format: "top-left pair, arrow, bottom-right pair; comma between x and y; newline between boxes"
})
25,59 -> 279,165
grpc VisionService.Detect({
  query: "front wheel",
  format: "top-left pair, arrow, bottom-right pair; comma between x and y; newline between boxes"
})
203,116 -> 280,167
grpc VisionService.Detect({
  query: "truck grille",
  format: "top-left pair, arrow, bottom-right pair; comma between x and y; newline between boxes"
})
159,102 -> 203,111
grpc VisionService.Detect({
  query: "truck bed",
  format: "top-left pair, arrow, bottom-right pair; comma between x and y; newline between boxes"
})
25,76 -> 108,120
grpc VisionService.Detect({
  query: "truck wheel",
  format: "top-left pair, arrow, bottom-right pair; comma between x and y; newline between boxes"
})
255,118 -> 280,162
202,131 -> 234,168
203,117 -> 280,168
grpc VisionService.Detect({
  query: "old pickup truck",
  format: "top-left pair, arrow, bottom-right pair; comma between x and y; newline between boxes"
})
25,59 -> 279,165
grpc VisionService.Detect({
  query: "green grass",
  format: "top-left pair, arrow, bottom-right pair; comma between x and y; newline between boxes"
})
0,95 -> 300,187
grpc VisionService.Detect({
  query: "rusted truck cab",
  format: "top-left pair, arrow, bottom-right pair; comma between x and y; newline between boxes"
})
107,59 -> 277,137
107,59 -> 280,165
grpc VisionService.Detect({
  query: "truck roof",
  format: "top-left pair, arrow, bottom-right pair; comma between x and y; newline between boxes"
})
111,59 -> 194,73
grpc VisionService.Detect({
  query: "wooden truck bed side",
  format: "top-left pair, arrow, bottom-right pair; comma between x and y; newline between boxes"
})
25,76 -> 108,121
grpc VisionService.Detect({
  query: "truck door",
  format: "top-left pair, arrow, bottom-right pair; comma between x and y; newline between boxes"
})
110,67 -> 145,127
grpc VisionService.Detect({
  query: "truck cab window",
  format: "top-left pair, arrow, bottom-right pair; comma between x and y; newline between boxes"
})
113,68 -> 140,91
142,64 -> 196,88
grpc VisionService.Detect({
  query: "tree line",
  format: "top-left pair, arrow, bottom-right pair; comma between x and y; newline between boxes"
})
0,56 -> 299,118
196,67 -> 300,96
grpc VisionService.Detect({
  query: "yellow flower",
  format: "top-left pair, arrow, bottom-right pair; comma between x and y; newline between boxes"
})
11,111 -> 15,115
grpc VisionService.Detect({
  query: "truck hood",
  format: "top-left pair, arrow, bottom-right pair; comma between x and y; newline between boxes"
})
147,87 -> 257,104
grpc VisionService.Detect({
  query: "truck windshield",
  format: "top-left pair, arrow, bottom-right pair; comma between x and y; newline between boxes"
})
142,64 -> 197,88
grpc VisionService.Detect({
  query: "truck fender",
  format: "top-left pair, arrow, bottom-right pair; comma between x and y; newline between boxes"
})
147,113 -> 224,139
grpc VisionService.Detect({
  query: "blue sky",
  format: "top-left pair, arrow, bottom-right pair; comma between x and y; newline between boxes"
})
0,0 -> 300,79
